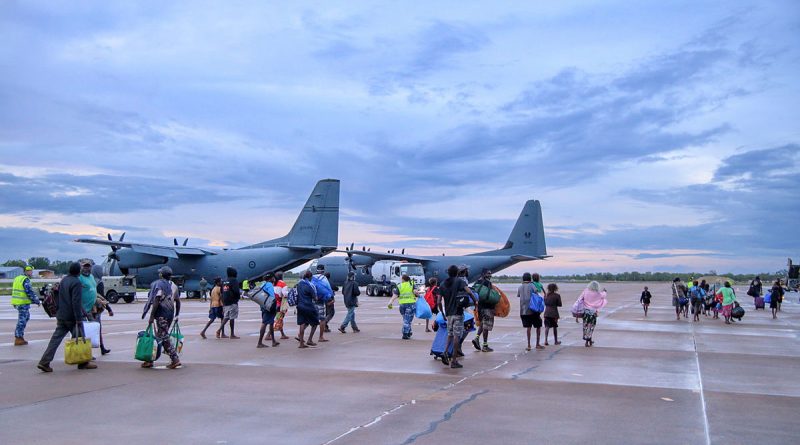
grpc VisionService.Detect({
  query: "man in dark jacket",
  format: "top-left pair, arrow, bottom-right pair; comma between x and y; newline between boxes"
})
338,272 -> 361,333
219,267 -> 241,339
38,262 -> 96,372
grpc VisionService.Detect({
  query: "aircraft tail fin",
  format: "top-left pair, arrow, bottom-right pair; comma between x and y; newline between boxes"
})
476,200 -> 547,257
245,179 -> 340,249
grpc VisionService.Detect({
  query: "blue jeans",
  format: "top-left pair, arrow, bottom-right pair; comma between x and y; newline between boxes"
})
399,303 -> 415,335
14,304 -> 30,338
340,306 -> 358,330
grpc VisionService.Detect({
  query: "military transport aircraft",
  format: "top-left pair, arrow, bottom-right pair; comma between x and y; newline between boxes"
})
75,179 -> 340,297
315,199 -> 549,287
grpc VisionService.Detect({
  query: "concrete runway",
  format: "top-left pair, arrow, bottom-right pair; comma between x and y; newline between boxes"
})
1,282 -> 798,445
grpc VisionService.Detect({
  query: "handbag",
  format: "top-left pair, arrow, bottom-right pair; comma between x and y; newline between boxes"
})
274,312 -> 284,331
415,295 -> 432,319
65,325 -> 92,365
494,286 -> 510,317
571,296 -> 585,316
169,321 -> 184,354
83,321 -> 101,348
135,324 -> 156,362
528,289 -> 545,313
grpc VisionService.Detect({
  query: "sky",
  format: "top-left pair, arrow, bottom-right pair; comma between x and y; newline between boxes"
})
1,1 -> 798,275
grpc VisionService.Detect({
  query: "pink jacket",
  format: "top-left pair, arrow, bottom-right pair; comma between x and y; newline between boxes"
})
581,289 -> 607,311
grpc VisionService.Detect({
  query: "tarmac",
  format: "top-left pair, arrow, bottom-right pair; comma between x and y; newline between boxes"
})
0,282 -> 798,445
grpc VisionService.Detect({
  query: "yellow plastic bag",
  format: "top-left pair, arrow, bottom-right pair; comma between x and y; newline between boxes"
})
65,337 -> 92,365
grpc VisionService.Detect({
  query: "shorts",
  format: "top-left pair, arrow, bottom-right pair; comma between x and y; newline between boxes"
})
316,303 -> 326,321
479,308 -> 495,331
544,316 -> 558,328
447,315 -> 464,338
297,308 -> 319,326
261,310 -> 276,325
521,313 -> 542,328
223,304 -> 239,320
208,306 -> 224,320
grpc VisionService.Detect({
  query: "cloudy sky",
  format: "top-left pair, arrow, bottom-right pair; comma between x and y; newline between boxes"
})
1,1 -> 798,275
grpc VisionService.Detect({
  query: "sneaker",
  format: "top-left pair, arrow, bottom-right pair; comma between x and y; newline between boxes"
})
166,361 -> 182,369
441,355 -> 450,365
77,361 -> 97,370
352,328 -> 361,333
482,345 -> 493,352
471,337 -> 481,351
14,337 -> 27,346
37,363 -> 53,373
450,361 -> 463,369
338,327 -> 346,334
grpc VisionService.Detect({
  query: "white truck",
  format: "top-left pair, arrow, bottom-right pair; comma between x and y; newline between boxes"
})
365,261 -> 426,297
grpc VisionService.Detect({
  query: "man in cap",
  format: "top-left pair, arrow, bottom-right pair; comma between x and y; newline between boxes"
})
141,266 -> 181,369
11,266 -> 40,345
38,262 -> 96,372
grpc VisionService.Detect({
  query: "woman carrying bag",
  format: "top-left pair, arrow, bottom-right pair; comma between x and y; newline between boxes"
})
577,281 -> 607,347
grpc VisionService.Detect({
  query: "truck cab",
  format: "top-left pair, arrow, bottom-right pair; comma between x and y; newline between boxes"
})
101,275 -> 137,303
365,261 -> 425,296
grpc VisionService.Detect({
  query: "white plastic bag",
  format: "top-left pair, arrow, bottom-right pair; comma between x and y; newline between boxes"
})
83,321 -> 101,348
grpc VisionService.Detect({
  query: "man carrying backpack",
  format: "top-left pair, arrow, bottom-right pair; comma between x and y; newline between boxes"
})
218,267 -> 241,339
38,262 -> 95,372
471,270 -> 496,352
141,266 -> 181,369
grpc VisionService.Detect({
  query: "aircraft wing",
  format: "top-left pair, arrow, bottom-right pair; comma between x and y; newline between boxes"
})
74,238 -> 217,257
335,250 -> 432,264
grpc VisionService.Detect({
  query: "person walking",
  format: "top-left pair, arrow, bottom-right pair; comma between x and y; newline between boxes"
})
312,267 -> 333,343
388,274 -> 419,340
38,262 -> 96,372
543,283 -> 562,346
747,276 -> 762,301
11,265 -> 40,345
296,271 -> 319,348
640,286 -> 652,317
671,278 -> 689,321
718,281 -> 737,324
579,281 -> 607,347
439,265 -> 469,368
257,275 -> 279,348
219,267 -> 241,339
769,279 -> 784,319
471,270 -> 496,352
273,271 -> 290,340
339,272 -> 361,333
141,266 -> 181,369
516,273 -> 543,351
324,271 -> 337,333
199,277 -> 209,301
199,278 -> 223,339
423,278 -> 439,332
690,281 -> 705,322
78,261 -> 97,320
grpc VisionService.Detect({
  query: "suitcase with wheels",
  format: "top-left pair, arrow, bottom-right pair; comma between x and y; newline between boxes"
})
754,296 -> 765,309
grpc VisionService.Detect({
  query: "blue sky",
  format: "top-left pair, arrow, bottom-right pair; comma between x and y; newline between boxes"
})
1,1 -> 798,275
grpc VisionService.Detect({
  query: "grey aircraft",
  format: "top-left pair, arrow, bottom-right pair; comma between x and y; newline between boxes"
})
75,179 -> 340,297
315,199 -> 548,287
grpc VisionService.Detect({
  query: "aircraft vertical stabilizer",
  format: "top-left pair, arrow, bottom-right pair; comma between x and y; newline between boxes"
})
474,200 -> 547,257
245,179 -> 340,249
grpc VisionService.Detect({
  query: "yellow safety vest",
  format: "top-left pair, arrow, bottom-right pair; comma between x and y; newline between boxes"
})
11,274 -> 31,305
398,281 -> 416,304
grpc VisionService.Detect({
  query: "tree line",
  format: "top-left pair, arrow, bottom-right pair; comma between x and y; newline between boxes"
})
3,258 -> 74,275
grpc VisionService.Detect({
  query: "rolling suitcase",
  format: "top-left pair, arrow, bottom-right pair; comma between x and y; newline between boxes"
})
754,296 -> 765,310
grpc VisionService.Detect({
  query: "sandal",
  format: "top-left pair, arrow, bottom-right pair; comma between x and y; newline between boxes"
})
141,362 -> 153,368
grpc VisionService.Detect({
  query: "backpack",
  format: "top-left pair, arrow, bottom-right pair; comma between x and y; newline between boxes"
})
286,287 -> 299,307
311,275 -> 333,302
690,287 -> 704,304
528,288 -> 545,313
42,283 -> 59,318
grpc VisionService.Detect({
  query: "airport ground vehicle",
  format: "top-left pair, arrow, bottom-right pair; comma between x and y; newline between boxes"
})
102,275 -> 137,303
788,258 -> 799,291
365,261 -> 425,297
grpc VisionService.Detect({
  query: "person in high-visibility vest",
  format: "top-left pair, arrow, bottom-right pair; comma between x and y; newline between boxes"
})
387,274 -> 419,340
11,266 -> 41,346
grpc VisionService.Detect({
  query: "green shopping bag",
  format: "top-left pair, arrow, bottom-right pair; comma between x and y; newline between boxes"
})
135,324 -> 156,362
169,321 -> 184,354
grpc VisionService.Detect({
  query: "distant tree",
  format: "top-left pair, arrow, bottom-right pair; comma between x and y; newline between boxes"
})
27,257 -> 51,270
2,259 -> 27,268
